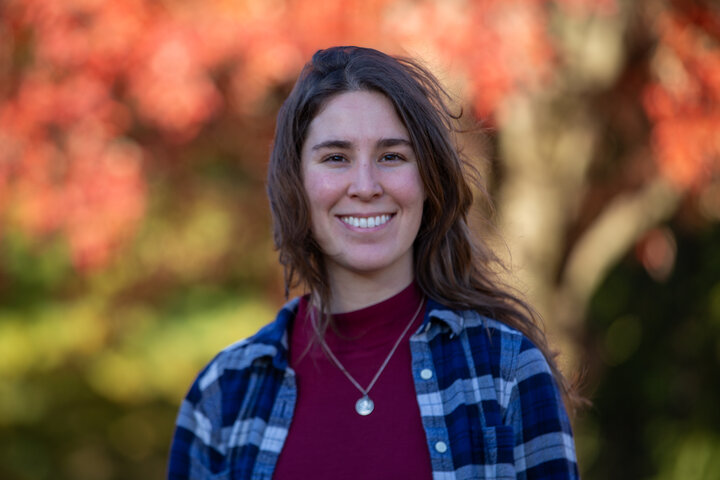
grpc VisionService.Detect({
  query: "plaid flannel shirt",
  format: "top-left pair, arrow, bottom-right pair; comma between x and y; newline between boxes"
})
168,298 -> 579,479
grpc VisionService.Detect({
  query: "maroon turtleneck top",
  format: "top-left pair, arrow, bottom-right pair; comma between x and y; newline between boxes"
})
273,282 -> 432,479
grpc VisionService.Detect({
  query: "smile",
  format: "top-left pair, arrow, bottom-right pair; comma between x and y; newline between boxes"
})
339,214 -> 392,229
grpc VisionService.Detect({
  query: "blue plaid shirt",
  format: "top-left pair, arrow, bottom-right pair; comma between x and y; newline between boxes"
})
168,298 -> 579,479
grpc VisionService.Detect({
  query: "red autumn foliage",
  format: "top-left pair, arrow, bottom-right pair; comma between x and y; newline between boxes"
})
643,1 -> 720,190
391,0 -> 556,117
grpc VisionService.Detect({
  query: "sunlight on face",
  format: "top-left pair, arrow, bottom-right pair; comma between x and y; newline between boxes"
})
301,90 -> 424,286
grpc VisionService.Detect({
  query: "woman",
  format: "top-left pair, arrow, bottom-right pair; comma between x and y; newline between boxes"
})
168,46 -> 580,479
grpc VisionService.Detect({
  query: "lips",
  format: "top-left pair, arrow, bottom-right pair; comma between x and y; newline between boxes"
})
339,214 -> 392,228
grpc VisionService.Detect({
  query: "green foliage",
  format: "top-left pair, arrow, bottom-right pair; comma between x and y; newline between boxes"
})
0,231 -> 74,311
0,282 -> 274,479
0,176 -> 279,479
578,223 -> 720,480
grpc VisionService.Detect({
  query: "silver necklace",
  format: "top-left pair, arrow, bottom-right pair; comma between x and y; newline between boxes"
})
311,296 -> 425,416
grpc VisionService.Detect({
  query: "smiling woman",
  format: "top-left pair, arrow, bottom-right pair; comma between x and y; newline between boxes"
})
167,46 -> 580,480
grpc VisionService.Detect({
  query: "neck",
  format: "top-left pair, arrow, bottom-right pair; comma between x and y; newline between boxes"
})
325,262 -> 414,313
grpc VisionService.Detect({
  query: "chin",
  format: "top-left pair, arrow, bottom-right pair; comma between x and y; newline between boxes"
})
334,252 -> 413,279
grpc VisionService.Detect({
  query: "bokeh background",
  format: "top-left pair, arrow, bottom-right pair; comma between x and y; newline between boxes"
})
1,0 -> 719,478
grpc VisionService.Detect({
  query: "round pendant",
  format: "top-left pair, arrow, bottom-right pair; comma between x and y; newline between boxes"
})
355,396 -> 374,416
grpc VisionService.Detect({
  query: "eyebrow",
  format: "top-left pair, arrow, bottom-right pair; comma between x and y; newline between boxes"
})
378,138 -> 412,148
310,138 -> 412,151
311,140 -> 352,151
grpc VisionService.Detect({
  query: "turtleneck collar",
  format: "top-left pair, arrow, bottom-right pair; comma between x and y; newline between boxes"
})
293,281 -> 425,355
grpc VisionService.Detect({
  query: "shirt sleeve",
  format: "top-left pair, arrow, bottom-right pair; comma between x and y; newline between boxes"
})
505,337 -> 580,479
167,367 -> 226,480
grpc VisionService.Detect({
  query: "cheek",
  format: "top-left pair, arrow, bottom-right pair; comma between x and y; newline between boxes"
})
394,172 -> 425,209
303,180 -> 338,239
302,169 -> 320,205
303,172 -> 343,211
302,177 -> 341,254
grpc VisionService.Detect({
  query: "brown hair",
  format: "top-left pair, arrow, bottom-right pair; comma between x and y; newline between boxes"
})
267,46 -> 579,410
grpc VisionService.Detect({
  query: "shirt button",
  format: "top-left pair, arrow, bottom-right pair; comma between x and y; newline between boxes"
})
434,441 -> 448,453
420,369 -> 433,380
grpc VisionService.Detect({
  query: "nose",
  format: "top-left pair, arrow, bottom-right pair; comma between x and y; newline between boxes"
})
347,160 -> 382,199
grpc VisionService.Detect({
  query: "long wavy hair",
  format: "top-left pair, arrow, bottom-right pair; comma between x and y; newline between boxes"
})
267,46 -> 578,409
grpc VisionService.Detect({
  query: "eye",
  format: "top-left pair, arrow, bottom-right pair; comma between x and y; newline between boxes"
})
380,153 -> 404,162
322,154 -> 347,163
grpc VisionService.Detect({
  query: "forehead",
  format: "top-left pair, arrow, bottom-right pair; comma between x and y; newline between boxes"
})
304,90 -> 410,145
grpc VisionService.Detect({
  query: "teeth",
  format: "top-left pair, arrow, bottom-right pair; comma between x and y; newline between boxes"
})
341,215 -> 391,229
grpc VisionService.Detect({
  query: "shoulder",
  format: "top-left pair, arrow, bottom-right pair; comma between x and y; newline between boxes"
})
184,298 -> 297,407
478,315 -> 554,381
422,302 -> 578,475
425,302 -> 556,393
168,300 -> 298,475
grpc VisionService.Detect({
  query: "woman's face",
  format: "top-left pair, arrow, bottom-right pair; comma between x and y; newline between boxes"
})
301,90 -> 425,287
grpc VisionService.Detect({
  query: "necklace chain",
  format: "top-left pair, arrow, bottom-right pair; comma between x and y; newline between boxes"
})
311,296 -> 425,412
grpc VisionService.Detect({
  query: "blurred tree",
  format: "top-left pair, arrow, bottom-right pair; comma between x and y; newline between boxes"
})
0,0 -> 718,479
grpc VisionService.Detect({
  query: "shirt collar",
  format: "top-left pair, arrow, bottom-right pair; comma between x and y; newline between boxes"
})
241,296 -> 465,369
241,297 -> 298,371
421,298 -> 465,336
